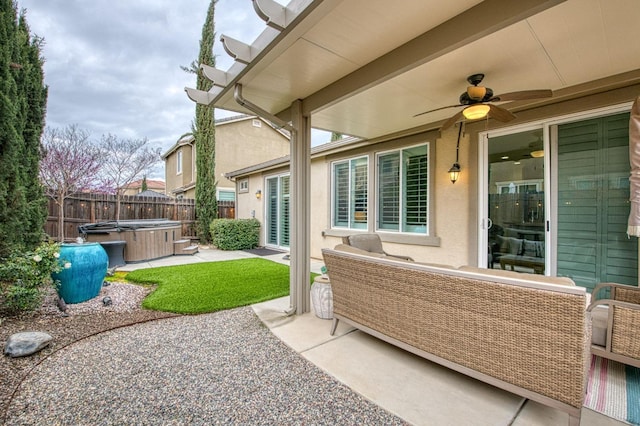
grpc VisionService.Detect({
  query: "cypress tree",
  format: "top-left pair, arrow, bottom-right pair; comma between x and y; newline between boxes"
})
0,1 -> 47,255
16,11 -> 47,248
189,0 -> 218,244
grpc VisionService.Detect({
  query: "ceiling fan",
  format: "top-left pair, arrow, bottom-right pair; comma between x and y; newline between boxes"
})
414,73 -> 552,131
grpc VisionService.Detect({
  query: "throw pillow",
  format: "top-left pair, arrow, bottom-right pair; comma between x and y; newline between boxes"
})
507,237 -> 523,255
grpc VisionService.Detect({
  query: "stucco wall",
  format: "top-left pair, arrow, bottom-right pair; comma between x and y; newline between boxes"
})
164,143 -> 193,197
313,129 -> 475,266
233,82 -> 640,268
216,120 -> 289,192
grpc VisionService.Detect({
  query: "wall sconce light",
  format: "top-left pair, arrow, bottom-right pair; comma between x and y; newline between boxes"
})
255,189 -> 262,199
448,124 -> 463,184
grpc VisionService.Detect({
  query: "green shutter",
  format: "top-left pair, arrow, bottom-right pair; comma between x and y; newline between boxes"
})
217,190 -> 235,201
266,177 -> 278,245
557,113 -> 637,291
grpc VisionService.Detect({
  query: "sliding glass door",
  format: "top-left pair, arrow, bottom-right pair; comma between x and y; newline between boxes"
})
265,174 -> 290,249
480,110 -> 637,291
483,128 -> 546,274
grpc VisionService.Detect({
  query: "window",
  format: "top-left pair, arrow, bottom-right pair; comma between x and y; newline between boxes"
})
331,156 -> 368,229
377,144 -> 428,234
176,150 -> 183,175
218,190 -> 235,202
239,179 -> 249,193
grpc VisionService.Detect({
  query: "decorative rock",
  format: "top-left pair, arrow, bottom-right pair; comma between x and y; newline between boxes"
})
4,332 -> 53,358
102,296 -> 112,306
103,280 -> 111,287
57,296 -> 67,312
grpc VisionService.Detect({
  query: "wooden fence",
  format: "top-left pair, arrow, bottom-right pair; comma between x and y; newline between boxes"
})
45,193 -> 235,242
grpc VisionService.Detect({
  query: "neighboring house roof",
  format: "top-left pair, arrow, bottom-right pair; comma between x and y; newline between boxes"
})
135,189 -> 171,198
161,114 -> 291,160
169,182 -> 196,195
225,136 -> 365,178
123,179 -> 166,191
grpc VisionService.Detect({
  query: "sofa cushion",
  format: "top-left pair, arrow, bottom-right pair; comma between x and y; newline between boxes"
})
334,244 -> 386,258
458,265 -> 575,286
507,238 -> 523,255
496,235 -> 509,253
346,234 -> 385,254
523,240 -> 538,257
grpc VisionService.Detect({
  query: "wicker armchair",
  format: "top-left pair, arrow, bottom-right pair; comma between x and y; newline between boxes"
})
588,282 -> 640,368
341,233 -> 413,261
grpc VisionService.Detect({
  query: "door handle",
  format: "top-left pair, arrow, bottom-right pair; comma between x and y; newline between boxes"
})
486,218 -> 493,230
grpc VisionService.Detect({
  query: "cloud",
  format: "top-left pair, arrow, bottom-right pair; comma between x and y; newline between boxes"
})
17,0 -> 328,179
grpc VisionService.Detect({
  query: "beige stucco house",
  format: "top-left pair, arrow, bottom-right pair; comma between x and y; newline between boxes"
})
187,0 -> 640,315
162,115 -> 290,200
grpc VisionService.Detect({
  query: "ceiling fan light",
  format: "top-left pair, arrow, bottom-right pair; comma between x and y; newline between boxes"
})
467,85 -> 486,100
462,104 -> 490,120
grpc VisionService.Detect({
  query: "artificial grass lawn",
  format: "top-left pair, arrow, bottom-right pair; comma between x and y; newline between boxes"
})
125,258 -> 317,314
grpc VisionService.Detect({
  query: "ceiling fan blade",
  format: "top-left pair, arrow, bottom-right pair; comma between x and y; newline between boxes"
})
489,89 -> 552,102
441,110 -> 464,130
488,104 -> 516,122
413,104 -> 463,118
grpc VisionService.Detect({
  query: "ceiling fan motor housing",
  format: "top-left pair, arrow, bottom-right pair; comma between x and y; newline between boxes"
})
460,87 -> 493,105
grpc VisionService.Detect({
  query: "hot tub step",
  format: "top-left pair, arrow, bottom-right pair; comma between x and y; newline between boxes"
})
173,239 -> 192,255
180,245 -> 199,255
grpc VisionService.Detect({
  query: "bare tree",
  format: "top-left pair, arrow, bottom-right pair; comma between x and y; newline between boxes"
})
98,134 -> 161,221
39,125 -> 104,242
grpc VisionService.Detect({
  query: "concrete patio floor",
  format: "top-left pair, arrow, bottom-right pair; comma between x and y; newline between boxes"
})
120,248 -> 625,426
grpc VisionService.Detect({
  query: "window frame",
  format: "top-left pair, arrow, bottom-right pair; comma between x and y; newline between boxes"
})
375,143 -> 429,235
176,150 -> 183,175
238,179 -> 249,193
330,155 -> 369,230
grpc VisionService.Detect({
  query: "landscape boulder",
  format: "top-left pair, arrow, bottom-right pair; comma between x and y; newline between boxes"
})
4,332 -> 53,358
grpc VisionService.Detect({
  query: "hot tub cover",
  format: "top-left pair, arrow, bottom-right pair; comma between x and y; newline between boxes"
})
79,219 -> 182,234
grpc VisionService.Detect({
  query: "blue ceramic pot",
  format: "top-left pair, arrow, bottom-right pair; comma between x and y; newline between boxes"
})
52,243 -> 108,304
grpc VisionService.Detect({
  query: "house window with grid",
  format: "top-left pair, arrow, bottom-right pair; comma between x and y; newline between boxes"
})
377,144 -> 428,234
239,179 -> 249,193
331,156 -> 368,229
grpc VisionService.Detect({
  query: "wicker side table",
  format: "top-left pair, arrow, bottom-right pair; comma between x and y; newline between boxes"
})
311,275 -> 333,319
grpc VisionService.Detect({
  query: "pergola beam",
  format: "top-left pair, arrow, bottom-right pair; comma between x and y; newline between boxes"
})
220,34 -> 258,65
200,65 -> 235,88
184,87 -> 223,106
252,0 -> 294,31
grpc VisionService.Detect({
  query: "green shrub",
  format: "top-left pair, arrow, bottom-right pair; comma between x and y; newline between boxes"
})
210,218 -> 260,250
0,241 -> 67,315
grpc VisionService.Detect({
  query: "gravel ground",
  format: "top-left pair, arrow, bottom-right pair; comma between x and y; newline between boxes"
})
0,283 -> 178,424
2,286 -> 406,425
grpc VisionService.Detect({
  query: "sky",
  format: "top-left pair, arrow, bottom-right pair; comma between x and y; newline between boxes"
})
16,0 -> 329,179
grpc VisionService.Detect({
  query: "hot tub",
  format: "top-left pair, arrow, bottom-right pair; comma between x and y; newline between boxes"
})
79,219 -> 183,263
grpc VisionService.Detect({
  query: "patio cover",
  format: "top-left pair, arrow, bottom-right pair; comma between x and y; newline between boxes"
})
628,96 -> 640,236
186,0 -> 640,313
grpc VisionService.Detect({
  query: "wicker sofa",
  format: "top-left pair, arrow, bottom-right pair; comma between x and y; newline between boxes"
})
588,282 -> 640,368
322,247 -> 591,426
